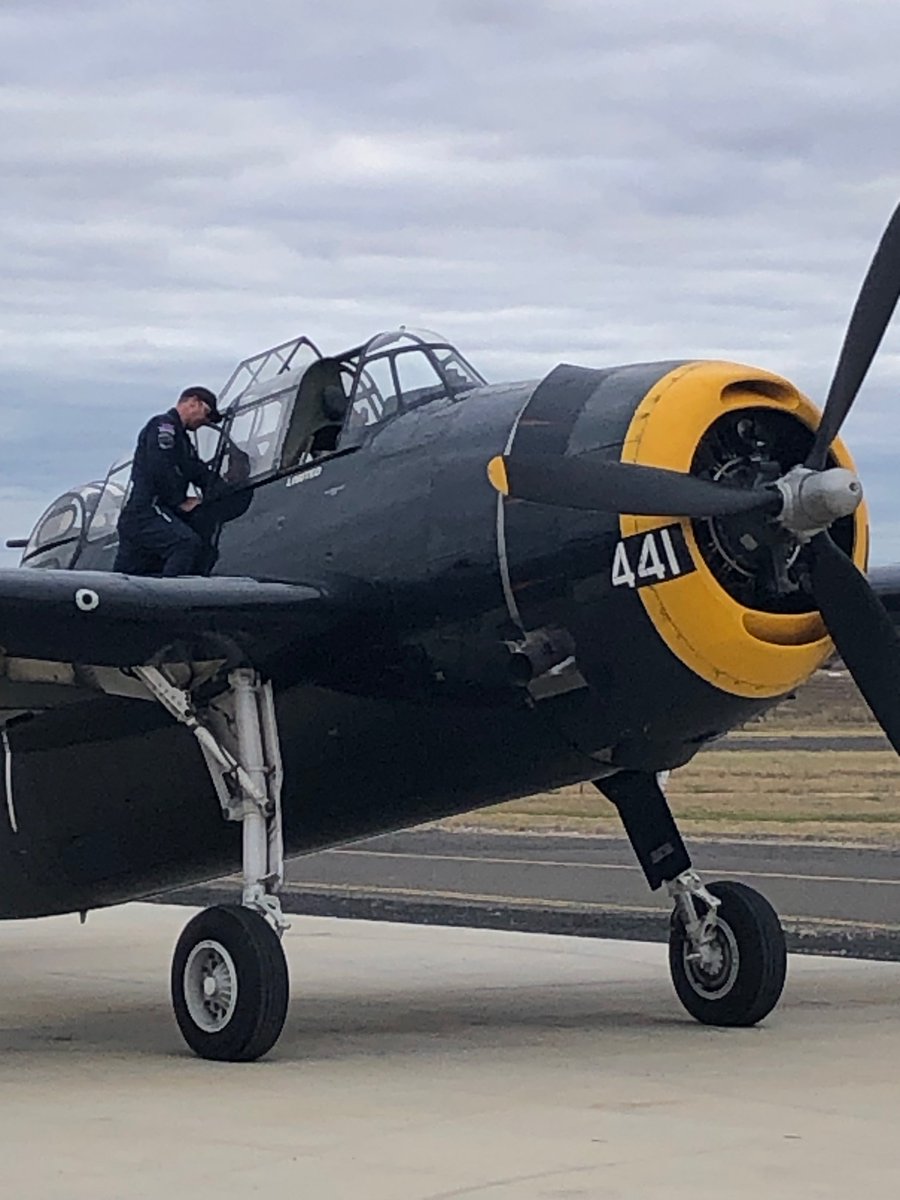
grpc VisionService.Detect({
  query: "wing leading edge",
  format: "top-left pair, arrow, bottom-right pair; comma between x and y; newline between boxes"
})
0,568 -> 346,670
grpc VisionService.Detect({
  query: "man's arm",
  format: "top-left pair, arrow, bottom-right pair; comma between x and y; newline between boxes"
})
145,416 -> 190,509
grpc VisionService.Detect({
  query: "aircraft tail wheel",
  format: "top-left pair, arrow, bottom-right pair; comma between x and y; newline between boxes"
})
668,880 -> 787,1027
172,905 -> 289,1061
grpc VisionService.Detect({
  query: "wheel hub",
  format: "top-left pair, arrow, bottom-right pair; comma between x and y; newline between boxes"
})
683,920 -> 740,999
183,939 -> 239,1032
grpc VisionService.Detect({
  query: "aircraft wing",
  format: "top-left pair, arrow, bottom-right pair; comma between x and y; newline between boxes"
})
0,568 -> 347,671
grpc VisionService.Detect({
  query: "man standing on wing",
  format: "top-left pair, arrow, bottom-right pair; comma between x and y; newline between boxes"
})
114,386 -> 222,577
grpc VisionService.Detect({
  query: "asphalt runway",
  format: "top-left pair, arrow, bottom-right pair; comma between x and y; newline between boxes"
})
716,733 -> 889,750
2,903 -> 900,1199
169,828 -> 900,962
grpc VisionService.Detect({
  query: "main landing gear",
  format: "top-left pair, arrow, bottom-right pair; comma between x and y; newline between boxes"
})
136,666 -> 290,1061
596,771 -> 787,1026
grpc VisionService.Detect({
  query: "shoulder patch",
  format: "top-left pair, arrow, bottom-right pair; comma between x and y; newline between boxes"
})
157,421 -> 176,450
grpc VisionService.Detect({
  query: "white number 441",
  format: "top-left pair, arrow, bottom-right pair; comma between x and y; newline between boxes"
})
611,525 -> 694,590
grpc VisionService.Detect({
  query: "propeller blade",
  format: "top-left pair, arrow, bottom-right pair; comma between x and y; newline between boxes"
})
807,531 -> 900,753
807,201 -> 900,470
488,453 -> 782,519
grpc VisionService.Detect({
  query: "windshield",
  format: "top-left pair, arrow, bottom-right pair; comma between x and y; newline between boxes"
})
342,330 -> 487,435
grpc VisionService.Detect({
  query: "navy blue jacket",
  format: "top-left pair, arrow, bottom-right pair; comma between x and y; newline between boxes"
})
121,409 -> 216,518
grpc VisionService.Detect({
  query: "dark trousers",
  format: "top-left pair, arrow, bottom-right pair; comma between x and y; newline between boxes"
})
114,505 -> 203,577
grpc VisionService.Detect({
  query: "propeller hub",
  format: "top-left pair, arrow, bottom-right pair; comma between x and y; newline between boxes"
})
774,465 -> 863,539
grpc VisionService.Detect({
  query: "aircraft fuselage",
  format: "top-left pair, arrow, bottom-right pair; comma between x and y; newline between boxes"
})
1,359 -> 863,919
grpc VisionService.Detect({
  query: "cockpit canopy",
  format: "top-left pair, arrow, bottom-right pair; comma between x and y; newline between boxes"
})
199,327 -> 486,486
17,328 -> 487,568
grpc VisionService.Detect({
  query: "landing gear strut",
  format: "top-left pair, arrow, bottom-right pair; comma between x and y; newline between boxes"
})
595,770 -> 787,1026
136,666 -> 290,1060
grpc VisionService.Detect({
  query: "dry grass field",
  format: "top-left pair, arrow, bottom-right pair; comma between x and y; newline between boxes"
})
443,671 -> 900,843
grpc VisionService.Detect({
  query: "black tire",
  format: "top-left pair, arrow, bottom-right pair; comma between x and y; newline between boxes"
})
669,880 -> 786,1027
171,905 -> 289,1062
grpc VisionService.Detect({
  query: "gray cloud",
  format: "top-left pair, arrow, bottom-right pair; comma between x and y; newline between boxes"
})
3,0 -> 900,564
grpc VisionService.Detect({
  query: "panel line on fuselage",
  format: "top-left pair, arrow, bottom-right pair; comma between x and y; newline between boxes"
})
496,398 -> 530,632
2,730 -> 18,834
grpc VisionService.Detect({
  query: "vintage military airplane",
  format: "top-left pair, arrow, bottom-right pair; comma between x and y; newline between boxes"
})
3,203 -> 900,1062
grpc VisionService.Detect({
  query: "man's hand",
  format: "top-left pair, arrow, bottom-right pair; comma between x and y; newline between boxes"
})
179,497 -> 202,513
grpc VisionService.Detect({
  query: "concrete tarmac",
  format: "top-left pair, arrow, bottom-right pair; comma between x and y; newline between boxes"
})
2,904 -> 900,1199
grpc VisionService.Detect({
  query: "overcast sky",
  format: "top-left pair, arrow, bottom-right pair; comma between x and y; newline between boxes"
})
3,0 -> 900,565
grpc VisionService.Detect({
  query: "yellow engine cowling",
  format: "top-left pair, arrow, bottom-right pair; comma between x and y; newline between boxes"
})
619,361 -> 868,699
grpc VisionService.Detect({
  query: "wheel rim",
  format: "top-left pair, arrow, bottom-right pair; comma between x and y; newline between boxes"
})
682,919 -> 740,1000
183,939 -> 239,1033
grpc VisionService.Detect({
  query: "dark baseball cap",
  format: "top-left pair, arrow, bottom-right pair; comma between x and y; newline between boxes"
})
180,385 -> 222,423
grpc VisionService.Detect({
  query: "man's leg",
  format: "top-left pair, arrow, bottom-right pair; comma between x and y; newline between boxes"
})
160,521 -> 203,576
114,533 -> 159,576
118,508 -> 202,577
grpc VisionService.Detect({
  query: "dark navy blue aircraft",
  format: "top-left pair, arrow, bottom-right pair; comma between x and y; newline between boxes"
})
3,202 -> 900,1061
